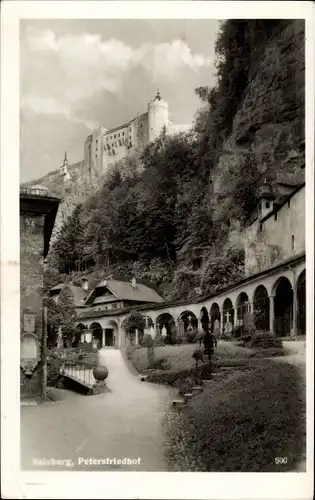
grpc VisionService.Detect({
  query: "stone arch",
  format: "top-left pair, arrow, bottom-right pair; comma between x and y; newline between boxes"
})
106,320 -> 118,347
74,323 -> 86,346
222,298 -> 235,336
90,322 -> 103,346
210,303 -> 221,335
296,269 -> 306,336
200,306 -> 210,332
143,315 -> 154,329
180,310 -> 198,333
253,285 -> 270,331
272,276 -> 293,336
121,313 -> 146,346
156,312 -> 176,344
236,292 -> 250,323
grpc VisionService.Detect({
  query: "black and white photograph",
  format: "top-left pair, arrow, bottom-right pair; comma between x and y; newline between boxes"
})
1,1 -> 314,499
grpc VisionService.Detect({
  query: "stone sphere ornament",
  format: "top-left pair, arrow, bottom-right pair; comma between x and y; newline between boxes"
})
93,365 -> 108,381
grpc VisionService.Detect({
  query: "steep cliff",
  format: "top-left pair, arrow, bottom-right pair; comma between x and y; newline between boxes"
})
211,20 -> 304,228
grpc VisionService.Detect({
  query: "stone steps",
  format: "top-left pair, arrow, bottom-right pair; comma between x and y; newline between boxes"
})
184,393 -> 194,399
191,386 -> 203,393
172,399 -> 186,406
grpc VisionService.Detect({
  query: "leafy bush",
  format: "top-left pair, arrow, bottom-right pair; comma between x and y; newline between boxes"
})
141,334 -> 154,347
47,358 -> 62,386
152,358 -> 171,370
123,311 -> 146,334
146,364 -> 213,386
233,325 -> 244,338
125,344 -> 140,359
186,331 -> 197,343
174,337 -> 185,345
249,348 -> 286,358
154,336 -> 165,347
238,334 -> 253,344
249,332 -> 283,349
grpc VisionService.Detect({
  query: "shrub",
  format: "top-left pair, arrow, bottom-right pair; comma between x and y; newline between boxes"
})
152,358 -> 171,370
249,331 -> 283,349
125,344 -> 140,359
186,331 -> 197,343
154,336 -> 165,346
163,336 -> 172,345
233,325 -> 244,338
141,334 -> 154,347
194,330 -> 205,346
147,363 -> 213,386
47,358 -> 62,386
249,348 -> 286,358
174,337 -> 185,345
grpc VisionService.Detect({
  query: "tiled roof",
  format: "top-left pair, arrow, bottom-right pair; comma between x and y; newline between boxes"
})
48,284 -> 88,307
67,285 -> 88,307
50,283 -> 64,291
85,279 -> 164,305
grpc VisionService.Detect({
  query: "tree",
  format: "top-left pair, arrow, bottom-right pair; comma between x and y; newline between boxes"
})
43,297 -> 63,348
58,287 -> 77,347
123,311 -> 146,336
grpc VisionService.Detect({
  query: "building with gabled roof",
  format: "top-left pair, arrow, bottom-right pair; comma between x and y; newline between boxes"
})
46,283 -> 89,314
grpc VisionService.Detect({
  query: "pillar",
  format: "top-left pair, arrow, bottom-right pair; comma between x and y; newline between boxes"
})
102,329 -> 105,348
220,307 -> 224,336
135,328 -> 139,345
269,295 -> 275,335
291,287 -> 297,338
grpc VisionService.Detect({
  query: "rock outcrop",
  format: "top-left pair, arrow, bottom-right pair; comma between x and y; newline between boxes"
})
212,20 -> 305,219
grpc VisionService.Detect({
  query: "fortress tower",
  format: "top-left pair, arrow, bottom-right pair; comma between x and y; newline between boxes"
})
60,151 -> 70,182
148,90 -> 169,142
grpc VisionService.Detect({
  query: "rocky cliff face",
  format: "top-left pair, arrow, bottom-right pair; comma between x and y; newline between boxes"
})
212,20 -> 305,215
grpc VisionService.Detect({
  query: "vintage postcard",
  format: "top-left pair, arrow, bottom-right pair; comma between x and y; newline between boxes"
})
1,1 -> 314,499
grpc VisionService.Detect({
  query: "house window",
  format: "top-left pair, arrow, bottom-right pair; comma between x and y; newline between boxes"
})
288,199 -> 291,208
266,202 -> 270,209
291,234 -> 295,251
275,213 -> 277,221
259,223 -> 263,232
112,303 -> 117,309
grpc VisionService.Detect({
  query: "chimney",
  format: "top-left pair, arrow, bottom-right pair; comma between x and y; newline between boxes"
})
131,277 -> 137,288
82,278 -> 89,291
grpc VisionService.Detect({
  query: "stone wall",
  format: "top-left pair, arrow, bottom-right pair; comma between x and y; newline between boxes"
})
243,186 -> 305,276
20,214 -> 45,399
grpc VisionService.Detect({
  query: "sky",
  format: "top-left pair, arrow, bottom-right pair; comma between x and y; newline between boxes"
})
20,19 -> 220,182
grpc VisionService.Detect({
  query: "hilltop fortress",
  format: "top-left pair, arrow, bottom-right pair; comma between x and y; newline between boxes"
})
23,92 -> 191,191
80,90 -> 190,180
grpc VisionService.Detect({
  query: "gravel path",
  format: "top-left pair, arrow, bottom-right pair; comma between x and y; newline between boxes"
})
21,349 -> 175,471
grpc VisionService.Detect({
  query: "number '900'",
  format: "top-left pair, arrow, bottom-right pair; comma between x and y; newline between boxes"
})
275,457 -> 288,464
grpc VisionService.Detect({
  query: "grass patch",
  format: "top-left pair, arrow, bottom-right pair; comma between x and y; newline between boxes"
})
164,359 -> 306,472
130,342 -> 254,374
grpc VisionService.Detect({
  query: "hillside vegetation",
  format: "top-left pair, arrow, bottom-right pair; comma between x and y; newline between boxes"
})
45,20 -> 305,299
